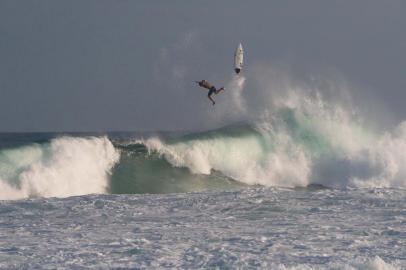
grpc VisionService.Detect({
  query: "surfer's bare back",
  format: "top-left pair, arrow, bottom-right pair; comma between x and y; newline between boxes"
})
195,80 -> 225,105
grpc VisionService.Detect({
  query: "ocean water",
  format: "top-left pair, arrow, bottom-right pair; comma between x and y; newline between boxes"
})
1,87 -> 406,268
0,187 -> 404,269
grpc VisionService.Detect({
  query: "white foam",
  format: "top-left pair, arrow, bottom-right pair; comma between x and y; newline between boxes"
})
271,256 -> 400,270
0,179 -> 26,200
346,122 -> 406,188
141,128 -> 311,187
266,256 -> 401,270
329,256 -> 401,270
0,136 -> 120,200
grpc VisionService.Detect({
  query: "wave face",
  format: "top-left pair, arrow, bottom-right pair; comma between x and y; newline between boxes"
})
0,136 -> 119,200
109,140 -> 243,195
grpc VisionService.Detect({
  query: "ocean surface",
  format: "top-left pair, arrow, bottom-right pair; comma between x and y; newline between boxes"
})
1,95 -> 406,269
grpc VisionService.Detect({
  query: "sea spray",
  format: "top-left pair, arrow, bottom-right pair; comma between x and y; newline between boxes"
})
209,75 -> 247,125
226,75 -> 247,114
139,88 -> 406,189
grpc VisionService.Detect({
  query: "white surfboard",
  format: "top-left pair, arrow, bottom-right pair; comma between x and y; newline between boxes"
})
234,43 -> 244,74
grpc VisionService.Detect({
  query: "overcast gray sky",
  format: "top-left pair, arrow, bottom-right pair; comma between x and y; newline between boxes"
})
0,1 -> 405,132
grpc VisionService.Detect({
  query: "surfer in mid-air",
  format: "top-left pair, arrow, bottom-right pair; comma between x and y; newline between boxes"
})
194,43 -> 243,105
195,80 -> 225,105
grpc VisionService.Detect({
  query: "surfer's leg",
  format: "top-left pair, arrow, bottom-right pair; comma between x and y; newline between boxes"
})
208,92 -> 215,105
215,87 -> 225,95
207,87 -> 216,105
207,95 -> 216,105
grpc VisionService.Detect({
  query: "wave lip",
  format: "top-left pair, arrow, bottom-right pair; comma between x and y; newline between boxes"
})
0,136 -> 120,200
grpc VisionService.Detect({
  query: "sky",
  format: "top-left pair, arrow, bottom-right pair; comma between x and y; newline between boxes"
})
0,1 -> 405,132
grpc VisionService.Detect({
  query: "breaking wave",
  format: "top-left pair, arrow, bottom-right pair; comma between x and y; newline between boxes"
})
0,136 -> 119,200
2,104 -> 406,200
138,88 -> 406,190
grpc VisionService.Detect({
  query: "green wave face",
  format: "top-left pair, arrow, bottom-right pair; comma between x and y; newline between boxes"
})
109,143 -> 246,194
110,111 -> 334,191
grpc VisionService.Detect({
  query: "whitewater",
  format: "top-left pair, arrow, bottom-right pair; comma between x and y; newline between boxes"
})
1,71 -> 405,268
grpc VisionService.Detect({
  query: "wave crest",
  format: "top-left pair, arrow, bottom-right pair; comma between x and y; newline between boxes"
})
0,136 -> 120,200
